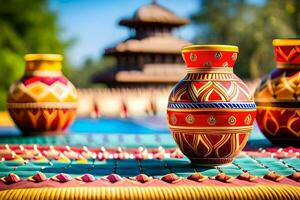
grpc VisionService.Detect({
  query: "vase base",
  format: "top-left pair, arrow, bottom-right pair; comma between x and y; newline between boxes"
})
189,157 -> 233,166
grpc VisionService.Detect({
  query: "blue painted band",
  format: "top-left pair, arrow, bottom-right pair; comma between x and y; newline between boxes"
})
168,102 -> 256,109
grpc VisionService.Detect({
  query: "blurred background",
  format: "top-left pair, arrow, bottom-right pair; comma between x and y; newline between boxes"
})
0,0 -> 299,126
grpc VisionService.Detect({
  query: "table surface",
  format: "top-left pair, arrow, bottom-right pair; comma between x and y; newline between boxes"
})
0,117 -> 299,200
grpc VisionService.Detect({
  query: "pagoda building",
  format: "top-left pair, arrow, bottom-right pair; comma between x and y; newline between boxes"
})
92,2 -> 190,87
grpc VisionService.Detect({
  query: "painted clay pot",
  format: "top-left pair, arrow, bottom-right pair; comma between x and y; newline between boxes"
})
7,54 -> 78,135
255,39 -> 300,147
167,45 -> 256,165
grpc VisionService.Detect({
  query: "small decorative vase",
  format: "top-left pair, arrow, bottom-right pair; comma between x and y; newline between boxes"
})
255,39 -> 300,147
7,54 -> 78,135
167,45 -> 256,166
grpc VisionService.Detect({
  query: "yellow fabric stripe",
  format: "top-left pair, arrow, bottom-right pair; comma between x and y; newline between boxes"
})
0,185 -> 299,200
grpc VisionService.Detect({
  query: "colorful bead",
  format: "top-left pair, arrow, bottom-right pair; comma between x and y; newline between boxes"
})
51,173 -> 72,183
237,172 -> 257,182
187,173 -> 208,182
28,172 -> 47,182
0,173 -> 21,184
215,173 -> 235,183
77,174 -> 95,182
264,171 -> 285,182
161,173 -> 181,183
106,174 -> 122,183
135,174 -> 151,183
288,172 -> 300,182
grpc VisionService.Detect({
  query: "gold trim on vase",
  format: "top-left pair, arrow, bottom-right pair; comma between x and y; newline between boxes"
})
170,129 -> 252,134
272,39 -> 300,46
184,73 -> 236,81
7,102 -> 78,109
25,54 -> 63,61
182,45 -> 239,52
170,125 -> 253,132
186,67 -> 233,74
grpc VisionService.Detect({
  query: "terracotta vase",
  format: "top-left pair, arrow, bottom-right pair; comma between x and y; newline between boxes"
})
255,39 -> 300,147
167,45 -> 256,165
7,54 -> 78,135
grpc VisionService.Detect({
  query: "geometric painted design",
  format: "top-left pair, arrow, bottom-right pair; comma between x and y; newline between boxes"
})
169,78 -> 253,103
172,131 -> 249,165
8,108 -> 76,133
7,76 -> 78,103
185,72 -> 236,81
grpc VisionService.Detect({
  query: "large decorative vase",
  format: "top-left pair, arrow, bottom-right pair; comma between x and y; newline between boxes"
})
7,54 -> 78,135
255,39 -> 300,147
167,45 -> 256,165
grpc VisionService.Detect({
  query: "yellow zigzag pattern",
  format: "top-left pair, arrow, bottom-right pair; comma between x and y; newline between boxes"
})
188,81 -> 252,102
8,81 -> 78,103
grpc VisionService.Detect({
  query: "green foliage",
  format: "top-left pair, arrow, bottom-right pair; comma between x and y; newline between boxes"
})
0,0 -> 70,110
191,0 -> 299,79
69,56 -> 116,88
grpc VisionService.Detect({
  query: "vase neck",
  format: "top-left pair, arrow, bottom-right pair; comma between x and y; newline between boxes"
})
273,39 -> 300,67
181,45 -> 238,74
24,54 -> 63,76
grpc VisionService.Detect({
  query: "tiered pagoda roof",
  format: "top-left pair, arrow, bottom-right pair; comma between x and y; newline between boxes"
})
92,2 -> 190,86
119,3 -> 189,27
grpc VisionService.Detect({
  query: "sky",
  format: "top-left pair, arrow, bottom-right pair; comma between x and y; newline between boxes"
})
49,0 -> 198,67
49,0 -> 265,67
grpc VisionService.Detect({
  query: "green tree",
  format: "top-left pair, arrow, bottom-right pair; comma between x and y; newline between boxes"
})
0,0 -> 70,110
69,56 -> 116,88
191,0 -> 299,79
